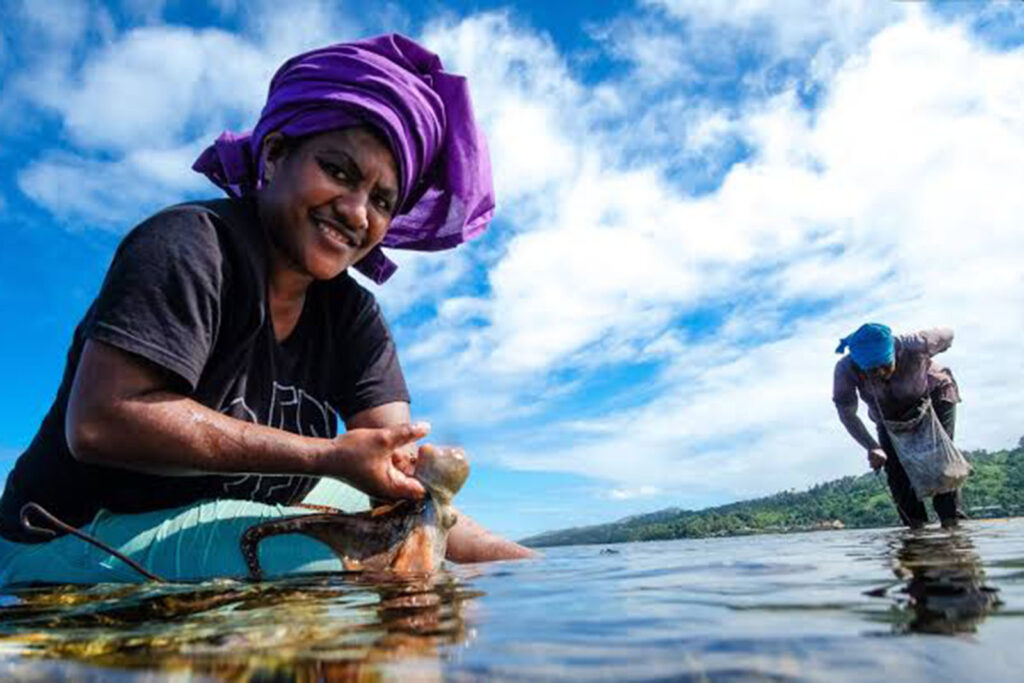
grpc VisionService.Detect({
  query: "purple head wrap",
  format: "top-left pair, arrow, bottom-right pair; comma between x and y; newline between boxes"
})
192,33 -> 494,284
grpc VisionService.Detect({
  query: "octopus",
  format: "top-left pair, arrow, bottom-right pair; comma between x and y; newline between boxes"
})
240,445 -> 470,581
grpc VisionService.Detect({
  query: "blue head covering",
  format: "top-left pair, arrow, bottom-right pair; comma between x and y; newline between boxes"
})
835,323 -> 894,370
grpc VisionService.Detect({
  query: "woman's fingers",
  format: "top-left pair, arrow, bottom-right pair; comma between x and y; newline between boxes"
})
390,469 -> 426,499
867,448 -> 887,471
383,424 -> 428,498
383,421 -> 431,449
392,449 -> 417,476
331,422 -> 432,499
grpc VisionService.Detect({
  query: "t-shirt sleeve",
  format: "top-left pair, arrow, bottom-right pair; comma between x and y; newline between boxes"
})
86,208 -> 223,390
898,328 -> 954,357
333,286 -> 410,417
832,357 -> 859,407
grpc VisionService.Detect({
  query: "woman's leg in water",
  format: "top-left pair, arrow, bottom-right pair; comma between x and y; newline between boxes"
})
931,398 -> 962,527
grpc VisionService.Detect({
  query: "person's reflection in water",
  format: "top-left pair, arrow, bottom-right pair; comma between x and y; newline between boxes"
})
0,574 -> 475,680
888,532 -> 1002,635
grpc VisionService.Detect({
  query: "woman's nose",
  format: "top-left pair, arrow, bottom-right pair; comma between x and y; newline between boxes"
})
332,193 -> 369,232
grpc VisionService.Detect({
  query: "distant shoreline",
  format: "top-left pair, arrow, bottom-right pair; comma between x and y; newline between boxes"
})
524,513 -> 1024,549
520,444 -> 1024,548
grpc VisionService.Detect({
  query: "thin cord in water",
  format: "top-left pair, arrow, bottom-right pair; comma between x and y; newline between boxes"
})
19,502 -> 165,583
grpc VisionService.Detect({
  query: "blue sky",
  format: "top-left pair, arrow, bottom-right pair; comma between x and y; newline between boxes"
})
1,1 -> 1022,540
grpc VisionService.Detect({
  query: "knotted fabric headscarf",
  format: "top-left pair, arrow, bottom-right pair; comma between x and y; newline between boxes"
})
192,33 -> 494,284
835,323 -> 895,370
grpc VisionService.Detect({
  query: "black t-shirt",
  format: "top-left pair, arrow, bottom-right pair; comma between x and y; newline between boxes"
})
0,198 -> 409,542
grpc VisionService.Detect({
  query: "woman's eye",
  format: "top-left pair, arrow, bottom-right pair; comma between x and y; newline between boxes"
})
374,196 -> 393,214
318,159 -> 348,181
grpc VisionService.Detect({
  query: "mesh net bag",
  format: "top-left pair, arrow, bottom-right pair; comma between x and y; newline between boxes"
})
880,398 -> 972,498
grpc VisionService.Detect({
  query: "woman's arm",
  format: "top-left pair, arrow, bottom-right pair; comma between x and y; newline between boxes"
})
833,360 -> 880,451
66,339 -> 426,500
900,328 -> 954,356
345,401 -> 537,562
835,401 -> 881,452
833,358 -> 884,454
835,401 -> 887,470
444,511 -> 538,562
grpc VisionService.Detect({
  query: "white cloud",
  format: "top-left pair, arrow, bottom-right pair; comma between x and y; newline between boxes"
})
17,0 -> 93,46
583,0 -> 908,183
1,1 -> 98,123
362,246 -> 474,320
643,0 -> 902,58
423,13 -> 583,209
238,0 -> 364,58
18,141 -> 211,228
8,2 -> 1022,512
609,486 -> 660,501
60,27 -> 270,152
405,6 -> 1024,505
10,0 -> 364,224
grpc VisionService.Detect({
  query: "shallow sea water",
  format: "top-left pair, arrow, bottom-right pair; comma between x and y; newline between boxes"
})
0,518 -> 1022,681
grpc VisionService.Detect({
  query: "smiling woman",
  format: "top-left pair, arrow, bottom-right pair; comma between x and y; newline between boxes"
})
260,128 -> 400,284
0,34 -> 531,586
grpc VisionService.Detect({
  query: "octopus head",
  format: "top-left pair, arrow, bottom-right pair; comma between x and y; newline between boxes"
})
414,444 -> 470,508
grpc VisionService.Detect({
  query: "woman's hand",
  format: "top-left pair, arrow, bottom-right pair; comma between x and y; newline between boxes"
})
323,422 -> 430,500
66,342 -> 432,495
867,448 -> 887,471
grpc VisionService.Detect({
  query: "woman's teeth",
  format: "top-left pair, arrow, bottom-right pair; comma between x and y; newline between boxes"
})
316,220 -> 356,247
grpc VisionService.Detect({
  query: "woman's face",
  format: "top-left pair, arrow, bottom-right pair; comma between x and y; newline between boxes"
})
868,361 -> 896,382
259,127 -> 400,281
853,360 -> 896,383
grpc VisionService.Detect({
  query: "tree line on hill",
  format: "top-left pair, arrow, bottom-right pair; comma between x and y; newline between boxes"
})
519,442 -> 1024,548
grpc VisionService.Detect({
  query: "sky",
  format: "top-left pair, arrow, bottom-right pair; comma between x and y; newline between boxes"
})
0,0 -> 1022,541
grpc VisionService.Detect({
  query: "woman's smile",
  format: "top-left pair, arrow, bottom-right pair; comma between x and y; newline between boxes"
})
311,213 -> 364,251
258,127 -> 399,282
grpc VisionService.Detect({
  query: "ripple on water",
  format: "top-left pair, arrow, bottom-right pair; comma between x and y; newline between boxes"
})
0,519 -> 1021,680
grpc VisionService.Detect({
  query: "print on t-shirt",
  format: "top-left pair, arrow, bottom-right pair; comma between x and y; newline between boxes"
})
0,199 -> 411,541
219,382 -> 342,502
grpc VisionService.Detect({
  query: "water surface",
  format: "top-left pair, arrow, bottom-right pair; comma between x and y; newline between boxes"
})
1,519 -> 1022,680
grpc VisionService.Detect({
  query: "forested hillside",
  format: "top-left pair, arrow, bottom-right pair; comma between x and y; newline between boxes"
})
520,443 -> 1024,548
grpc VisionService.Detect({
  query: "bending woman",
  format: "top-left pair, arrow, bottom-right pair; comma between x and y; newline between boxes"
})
832,324 -> 964,529
0,35 -> 531,585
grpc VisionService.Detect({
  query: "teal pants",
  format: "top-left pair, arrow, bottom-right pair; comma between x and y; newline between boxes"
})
0,480 -> 369,586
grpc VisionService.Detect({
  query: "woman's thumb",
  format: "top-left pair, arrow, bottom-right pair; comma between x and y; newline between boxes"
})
394,472 -> 427,500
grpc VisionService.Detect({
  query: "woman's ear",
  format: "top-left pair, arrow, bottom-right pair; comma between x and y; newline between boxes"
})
260,132 -> 287,185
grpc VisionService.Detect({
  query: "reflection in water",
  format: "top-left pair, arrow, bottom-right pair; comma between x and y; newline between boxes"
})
2,523 -> 1023,679
0,572 -> 477,680
878,531 -> 1002,635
